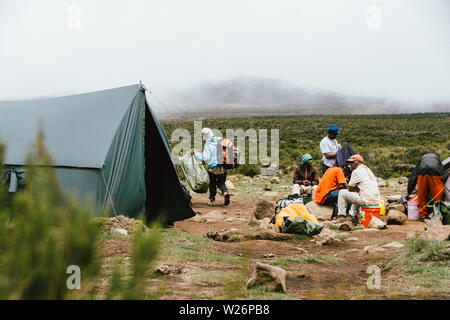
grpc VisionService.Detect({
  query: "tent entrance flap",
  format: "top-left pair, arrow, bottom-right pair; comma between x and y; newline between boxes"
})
144,101 -> 195,223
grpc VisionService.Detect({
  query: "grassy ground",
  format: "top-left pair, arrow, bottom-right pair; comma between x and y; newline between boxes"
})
162,113 -> 450,179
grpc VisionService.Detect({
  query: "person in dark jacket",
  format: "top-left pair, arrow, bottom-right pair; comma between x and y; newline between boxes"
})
407,153 -> 444,219
292,154 -> 319,195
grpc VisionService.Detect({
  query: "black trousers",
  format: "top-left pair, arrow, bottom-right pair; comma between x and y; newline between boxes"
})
208,171 -> 228,201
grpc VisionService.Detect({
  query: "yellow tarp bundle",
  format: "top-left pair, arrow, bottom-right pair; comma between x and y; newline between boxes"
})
275,203 -> 319,228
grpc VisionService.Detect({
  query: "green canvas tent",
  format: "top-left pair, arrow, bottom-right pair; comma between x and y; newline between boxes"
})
0,84 -> 195,223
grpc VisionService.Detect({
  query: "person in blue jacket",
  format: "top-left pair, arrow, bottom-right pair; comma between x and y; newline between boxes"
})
194,128 -> 230,207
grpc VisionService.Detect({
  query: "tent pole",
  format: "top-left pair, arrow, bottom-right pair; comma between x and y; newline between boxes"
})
100,168 -> 118,216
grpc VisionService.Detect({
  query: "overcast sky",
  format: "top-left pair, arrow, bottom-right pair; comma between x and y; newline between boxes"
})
0,0 -> 449,105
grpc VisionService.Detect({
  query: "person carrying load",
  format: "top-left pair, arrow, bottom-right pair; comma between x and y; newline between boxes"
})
319,124 -> 342,174
407,153 -> 444,220
337,154 -> 381,224
292,153 -> 319,196
194,128 -> 230,207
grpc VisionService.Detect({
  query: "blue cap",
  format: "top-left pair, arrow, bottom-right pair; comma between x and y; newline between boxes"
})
328,124 -> 339,134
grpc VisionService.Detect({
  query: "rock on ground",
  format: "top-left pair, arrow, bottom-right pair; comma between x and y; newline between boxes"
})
305,201 -> 333,220
377,178 -> 387,187
425,217 -> 443,231
156,264 -> 185,275
339,221 -> 352,231
111,228 -> 128,236
387,210 -> 408,225
259,218 -> 271,230
397,177 -> 408,184
424,218 -> 450,241
263,183 -> 272,191
205,229 -> 294,242
246,262 -> 287,293
225,180 -> 235,190
381,242 -> 405,249
254,200 -> 276,220
313,228 -> 341,246
387,203 -> 406,214
369,216 -> 387,230
269,176 -> 280,184
363,245 -> 387,254
436,248 -> 450,261
386,195 -> 402,203
191,210 -> 224,223
99,215 -> 147,234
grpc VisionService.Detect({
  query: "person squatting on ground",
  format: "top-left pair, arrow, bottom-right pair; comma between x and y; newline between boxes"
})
337,154 -> 381,224
407,153 -> 444,220
319,124 -> 342,174
292,153 -> 319,196
314,166 -> 348,206
194,128 -> 230,207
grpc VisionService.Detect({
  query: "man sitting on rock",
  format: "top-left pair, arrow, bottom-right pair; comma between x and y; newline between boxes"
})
314,166 -> 348,206
337,154 -> 381,224
292,154 -> 319,196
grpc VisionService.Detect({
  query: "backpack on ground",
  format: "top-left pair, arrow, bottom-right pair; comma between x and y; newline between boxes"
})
218,138 -> 240,170
270,194 -> 304,224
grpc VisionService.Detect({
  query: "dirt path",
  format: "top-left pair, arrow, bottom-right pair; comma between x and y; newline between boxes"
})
168,190 -> 431,299
97,177 -> 448,300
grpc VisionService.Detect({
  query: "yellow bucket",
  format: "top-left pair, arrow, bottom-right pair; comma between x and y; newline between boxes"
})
379,200 -> 386,216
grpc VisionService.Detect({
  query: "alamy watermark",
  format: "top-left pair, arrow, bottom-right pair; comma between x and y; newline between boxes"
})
366,265 -> 381,290
170,120 -> 279,170
66,5 -> 81,31
66,265 -> 81,290
366,5 -> 381,31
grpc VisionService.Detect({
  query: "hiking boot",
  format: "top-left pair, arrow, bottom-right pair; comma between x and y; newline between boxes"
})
208,200 -> 216,207
224,194 -> 230,206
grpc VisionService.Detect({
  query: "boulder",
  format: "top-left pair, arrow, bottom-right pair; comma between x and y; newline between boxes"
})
269,176 -> 280,184
263,183 -> 272,191
313,228 -> 341,246
368,216 -> 387,230
425,217 -> 443,231
253,200 -> 275,220
363,245 -> 387,254
377,177 -> 387,187
259,218 -> 271,230
381,242 -> 405,249
386,195 -> 402,203
422,217 -> 450,240
435,248 -> 450,261
305,201 -> 334,220
205,229 -> 293,242
227,175 -> 239,182
225,180 -> 235,190
397,177 -> 408,184
387,210 -> 408,225
111,228 -> 128,236
156,264 -> 185,275
387,203 -> 405,214
339,221 -> 352,231
246,262 -> 287,293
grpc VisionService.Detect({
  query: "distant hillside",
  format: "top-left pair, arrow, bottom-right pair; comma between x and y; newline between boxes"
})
160,76 -> 449,120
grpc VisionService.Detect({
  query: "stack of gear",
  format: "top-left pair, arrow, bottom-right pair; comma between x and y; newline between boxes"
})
274,203 -> 323,236
180,152 -> 210,193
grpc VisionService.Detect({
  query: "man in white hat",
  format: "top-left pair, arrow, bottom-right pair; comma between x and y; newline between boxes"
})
194,128 -> 230,207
